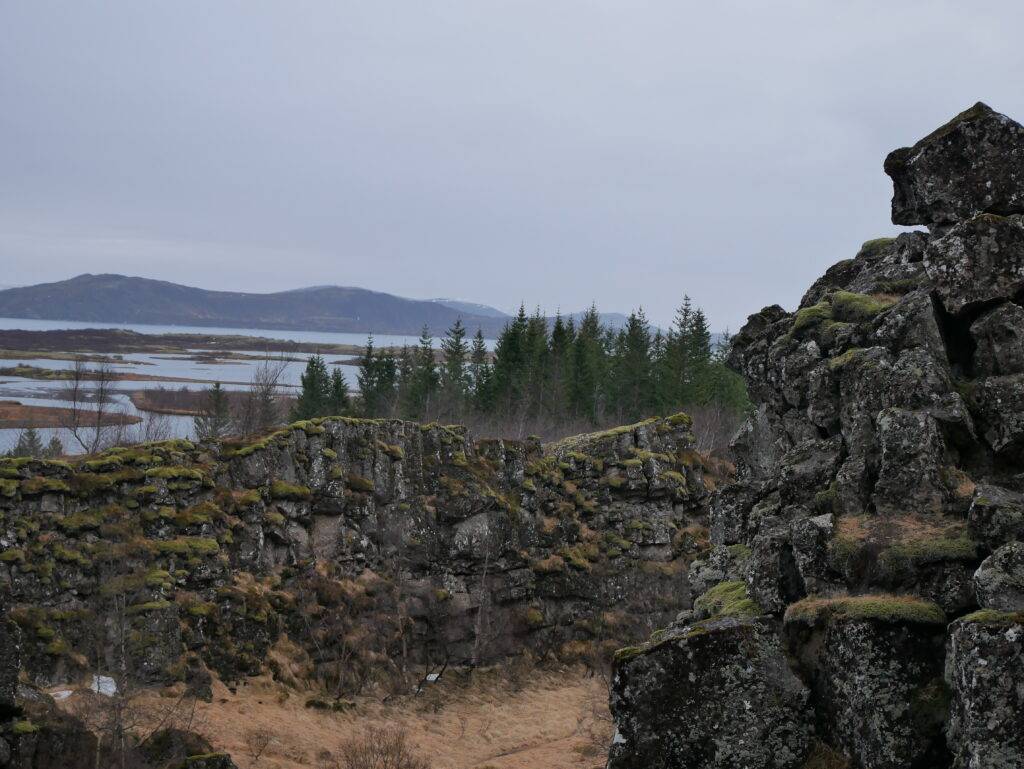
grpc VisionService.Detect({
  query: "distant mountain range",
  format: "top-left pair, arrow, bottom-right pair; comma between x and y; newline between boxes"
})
0,274 -> 633,337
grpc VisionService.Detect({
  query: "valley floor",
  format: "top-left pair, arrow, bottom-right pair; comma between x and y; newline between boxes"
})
65,667 -> 611,769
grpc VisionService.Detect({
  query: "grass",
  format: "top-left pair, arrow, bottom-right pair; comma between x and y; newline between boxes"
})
959,609 -> 1024,626
784,594 -> 946,626
693,580 -> 763,619
830,514 -> 980,579
270,480 -> 312,500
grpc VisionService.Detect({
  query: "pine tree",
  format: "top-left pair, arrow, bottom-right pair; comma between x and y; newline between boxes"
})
404,326 -> 439,419
291,354 -> 331,421
470,329 -> 493,412
44,434 -> 64,458
570,305 -> 603,421
440,318 -> 471,414
490,306 -> 529,416
10,427 -> 45,458
327,369 -> 350,415
194,381 -> 233,440
357,336 -> 398,417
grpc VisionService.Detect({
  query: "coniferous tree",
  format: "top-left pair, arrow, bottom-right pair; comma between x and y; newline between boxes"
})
570,305 -> 603,421
327,369 -> 351,415
403,326 -> 439,419
193,382 -> 233,441
45,434 -> 63,458
440,318 -> 471,415
470,329 -> 493,412
9,427 -> 44,458
291,354 -> 331,421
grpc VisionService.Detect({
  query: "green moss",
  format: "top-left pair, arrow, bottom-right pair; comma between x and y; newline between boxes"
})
559,543 -> 599,571
235,489 -> 262,506
0,479 -> 17,497
146,466 -> 203,481
19,477 -> 70,495
959,609 -> 1024,625
879,535 -> 979,575
377,442 -> 405,460
791,301 -> 834,336
726,543 -> 752,560
0,548 -> 25,563
263,510 -> 286,526
12,720 -> 39,734
153,537 -> 220,557
785,594 -> 946,626
830,291 -> 897,323
659,470 -> 687,485
345,473 -> 374,493
524,607 -> 545,628
53,544 -> 89,565
270,480 -> 312,500
620,458 -> 642,469
321,448 -> 337,460
126,600 -> 173,615
828,348 -> 865,371
694,581 -> 763,619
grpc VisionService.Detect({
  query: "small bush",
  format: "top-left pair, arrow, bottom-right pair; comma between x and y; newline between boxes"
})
328,726 -> 430,769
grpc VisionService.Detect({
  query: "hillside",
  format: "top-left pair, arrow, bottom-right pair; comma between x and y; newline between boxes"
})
0,275 -> 511,337
0,275 -> 636,337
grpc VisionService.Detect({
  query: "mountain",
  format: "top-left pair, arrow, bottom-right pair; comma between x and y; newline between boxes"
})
0,274 -> 646,338
430,297 -> 510,318
0,274 -> 514,337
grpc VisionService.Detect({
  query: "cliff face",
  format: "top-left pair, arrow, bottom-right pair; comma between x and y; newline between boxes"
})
607,103 -> 1024,769
0,412 -> 716,765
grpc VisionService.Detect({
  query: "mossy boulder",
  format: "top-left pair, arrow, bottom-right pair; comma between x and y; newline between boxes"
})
608,616 -> 812,769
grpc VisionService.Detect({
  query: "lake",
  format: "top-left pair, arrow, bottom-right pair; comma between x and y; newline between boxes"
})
0,317 -> 495,454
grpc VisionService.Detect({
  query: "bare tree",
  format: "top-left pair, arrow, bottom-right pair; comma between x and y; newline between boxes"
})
59,359 -> 124,454
235,356 -> 288,435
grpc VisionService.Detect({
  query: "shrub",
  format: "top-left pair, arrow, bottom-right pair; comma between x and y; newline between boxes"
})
329,726 -> 430,769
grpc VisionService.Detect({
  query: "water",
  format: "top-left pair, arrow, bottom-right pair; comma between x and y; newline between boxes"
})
0,316 -> 463,350
0,317 -> 497,453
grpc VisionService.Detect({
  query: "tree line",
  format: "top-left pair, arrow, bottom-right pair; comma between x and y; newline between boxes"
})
276,296 -> 748,448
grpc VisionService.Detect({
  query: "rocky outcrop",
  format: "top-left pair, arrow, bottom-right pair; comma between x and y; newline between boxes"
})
0,413 -> 714,702
885,102 -> 1024,228
607,103 -> 1024,768
608,614 -> 811,769
947,612 -> 1024,769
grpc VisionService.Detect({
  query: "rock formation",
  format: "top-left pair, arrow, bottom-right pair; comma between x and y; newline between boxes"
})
607,102 -> 1024,769
0,412 -> 718,765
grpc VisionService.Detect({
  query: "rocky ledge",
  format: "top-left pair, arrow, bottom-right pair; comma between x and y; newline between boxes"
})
0,411 -> 719,766
607,103 -> 1024,769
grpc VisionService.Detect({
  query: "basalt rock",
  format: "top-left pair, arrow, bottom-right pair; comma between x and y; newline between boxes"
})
784,597 -> 950,769
885,102 -> 1024,228
974,542 -> 1024,612
0,413 -> 714,698
608,615 -> 811,769
608,103 -> 1024,769
947,612 -> 1024,769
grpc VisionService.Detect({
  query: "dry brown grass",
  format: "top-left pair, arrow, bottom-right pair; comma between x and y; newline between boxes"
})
57,666 -> 609,769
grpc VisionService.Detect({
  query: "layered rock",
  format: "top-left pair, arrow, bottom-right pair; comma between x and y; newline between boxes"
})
0,413 -> 713,699
607,103 -> 1024,768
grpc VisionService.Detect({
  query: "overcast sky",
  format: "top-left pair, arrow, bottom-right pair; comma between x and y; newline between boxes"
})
3,2 -> 1024,331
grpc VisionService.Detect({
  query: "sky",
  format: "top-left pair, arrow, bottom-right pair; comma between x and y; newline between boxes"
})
3,1 -> 1024,332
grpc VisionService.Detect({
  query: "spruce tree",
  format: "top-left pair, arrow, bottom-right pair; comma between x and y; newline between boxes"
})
10,427 -> 44,458
470,329 -> 493,412
44,434 -> 64,458
194,381 -> 233,440
327,369 -> 350,415
291,354 -> 331,421
404,326 -> 439,419
440,318 -> 470,413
